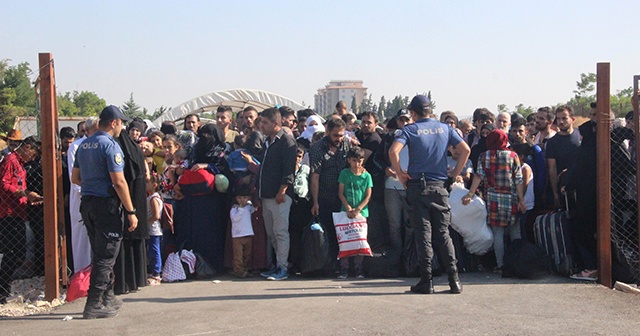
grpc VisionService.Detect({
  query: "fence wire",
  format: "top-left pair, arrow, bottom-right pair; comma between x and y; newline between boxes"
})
610,119 -> 639,284
0,104 -> 46,300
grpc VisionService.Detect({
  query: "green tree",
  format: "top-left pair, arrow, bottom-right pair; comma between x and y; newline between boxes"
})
378,96 -> 386,120
73,91 -> 106,116
121,93 -> 146,119
151,106 -> 168,121
569,72 -> 596,117
0,60 -> 34,131
358,94 -> 373,113
57,92 -> 79,116
497,104 -> 509,114
514,103 -> 535,118
611,87 -> 633,117
350,95 -> 357,113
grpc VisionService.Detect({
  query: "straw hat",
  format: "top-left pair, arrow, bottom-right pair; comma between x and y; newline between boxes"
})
0,129 -> 24,141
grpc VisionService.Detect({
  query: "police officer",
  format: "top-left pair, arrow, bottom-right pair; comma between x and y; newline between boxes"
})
71,105 -> 138,318
389,95 -> 470,294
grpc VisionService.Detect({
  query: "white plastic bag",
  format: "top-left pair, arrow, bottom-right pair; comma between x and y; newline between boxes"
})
449,182 -> 493,255
332,211 -> 373,259
162,252 -> 186,282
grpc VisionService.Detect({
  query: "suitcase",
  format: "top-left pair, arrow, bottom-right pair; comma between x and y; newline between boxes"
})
533,210 -> 575,276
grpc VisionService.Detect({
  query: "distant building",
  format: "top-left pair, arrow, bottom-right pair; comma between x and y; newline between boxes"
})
314,80 -> 367,116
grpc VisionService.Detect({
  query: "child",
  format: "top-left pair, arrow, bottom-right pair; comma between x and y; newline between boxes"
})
288,145 -> 311,272
337,146 -> 373,280
146,174 -> 164,285
227,134 -> 260,173
139,141 -> 155,175
447,129 -> 473,186
148,130 -> 166,175
512,143 -> 535,240
230,186 -> 256,278
462,130 -> 525,276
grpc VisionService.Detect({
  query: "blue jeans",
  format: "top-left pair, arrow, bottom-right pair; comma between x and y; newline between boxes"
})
147,236 -> 163,276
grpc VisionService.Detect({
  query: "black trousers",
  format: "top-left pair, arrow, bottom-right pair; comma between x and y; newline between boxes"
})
80,196 -> 123,296
0,217 -> 26,298
406,180 -> 458,277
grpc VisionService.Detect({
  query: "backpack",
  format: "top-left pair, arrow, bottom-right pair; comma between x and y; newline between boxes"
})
152,195 -> 174,234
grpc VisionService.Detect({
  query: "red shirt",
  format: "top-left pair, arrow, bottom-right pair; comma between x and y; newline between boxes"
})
0,151 -> 27,219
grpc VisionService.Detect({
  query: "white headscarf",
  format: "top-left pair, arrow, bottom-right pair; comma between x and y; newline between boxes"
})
299,115 -> 325,141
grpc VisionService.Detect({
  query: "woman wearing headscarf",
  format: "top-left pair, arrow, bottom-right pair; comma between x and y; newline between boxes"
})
469,123 -> 496,172
298,115 -> 325,148
462,129 -> 526,274
173,123 -> 229,272
114,130 -> 149,294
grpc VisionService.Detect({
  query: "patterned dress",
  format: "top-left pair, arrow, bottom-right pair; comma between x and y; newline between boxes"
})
476,150 -> 523,227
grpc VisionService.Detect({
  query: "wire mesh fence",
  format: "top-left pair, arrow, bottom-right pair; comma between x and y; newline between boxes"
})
609,114 -> 639,284
0,104 -> 47,300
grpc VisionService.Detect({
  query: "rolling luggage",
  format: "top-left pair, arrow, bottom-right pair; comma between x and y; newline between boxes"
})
533,208 -> 575,276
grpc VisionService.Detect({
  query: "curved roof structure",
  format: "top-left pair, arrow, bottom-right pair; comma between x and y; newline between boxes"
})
152,89 -> 307,126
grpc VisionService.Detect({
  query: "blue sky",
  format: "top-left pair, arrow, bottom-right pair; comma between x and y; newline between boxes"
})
2,0 -> 639,119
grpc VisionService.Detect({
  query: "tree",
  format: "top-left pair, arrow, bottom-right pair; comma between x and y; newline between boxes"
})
378,96 -> 386,120
514,103 -> 535,118
358,94 -> 373,114
121,93 -> 145,119
350,95 -> 357,113
497,104 -> 509,114
569,72 -> 597,117
151,106 -> 168,121
57,92 -> 79,116
611,87 -> 633,117
73,91 -> 106,116
0,60 -> 34,131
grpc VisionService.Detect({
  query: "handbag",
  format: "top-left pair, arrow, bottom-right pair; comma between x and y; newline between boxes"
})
66,265 -> 91,302
162,252 -> 187,282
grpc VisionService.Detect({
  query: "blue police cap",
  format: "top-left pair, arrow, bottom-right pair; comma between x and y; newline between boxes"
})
407,95 -> 431,112
100,105 -> 131,122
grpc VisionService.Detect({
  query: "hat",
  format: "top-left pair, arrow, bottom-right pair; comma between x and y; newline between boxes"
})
407,95 -> 431,112
99,105 -> 130,122
396,109 -> 411,120
0,129 -> 24,141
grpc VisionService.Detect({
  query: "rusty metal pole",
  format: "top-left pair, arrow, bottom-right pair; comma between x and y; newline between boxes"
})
633,75 -> 640,281
596,63 -> 612,288
39,53 -> 61,301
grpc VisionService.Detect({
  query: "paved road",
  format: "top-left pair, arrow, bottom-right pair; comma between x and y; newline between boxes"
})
2,273 -> 640,335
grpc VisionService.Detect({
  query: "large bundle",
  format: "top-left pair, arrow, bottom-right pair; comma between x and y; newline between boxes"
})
449,183 -> 492,255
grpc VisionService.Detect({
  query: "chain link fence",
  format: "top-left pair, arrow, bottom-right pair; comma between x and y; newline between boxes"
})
0,106 -> 47,301
609,82 -> 640,285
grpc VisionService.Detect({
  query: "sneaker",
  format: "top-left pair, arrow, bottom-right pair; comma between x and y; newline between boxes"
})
260,266 -> 277,278
337,268 -> 348,280
267,267 -> 289,281
355,268 -> 365,279
570,269 -> 598,281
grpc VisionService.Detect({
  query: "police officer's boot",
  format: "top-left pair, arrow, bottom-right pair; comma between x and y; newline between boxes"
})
448,271 -> 462,294
102,285 -> 123,311
410,275 -> 434,294
83,290 -> 117,319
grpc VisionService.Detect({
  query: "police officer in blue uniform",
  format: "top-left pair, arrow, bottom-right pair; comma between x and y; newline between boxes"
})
71,105 -> 138,318
389,95 -> 470,294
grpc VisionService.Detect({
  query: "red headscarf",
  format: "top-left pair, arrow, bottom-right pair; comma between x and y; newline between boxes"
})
485,129 -> 509,151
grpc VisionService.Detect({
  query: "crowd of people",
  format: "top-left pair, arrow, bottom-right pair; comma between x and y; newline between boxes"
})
0,94 -> 637,318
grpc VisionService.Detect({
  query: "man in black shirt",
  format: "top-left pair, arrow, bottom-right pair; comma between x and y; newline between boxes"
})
546,106 -> 580,207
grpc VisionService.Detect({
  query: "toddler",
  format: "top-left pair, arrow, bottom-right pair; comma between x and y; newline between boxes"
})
230,186 -> 256,278
146,174 -> 163,285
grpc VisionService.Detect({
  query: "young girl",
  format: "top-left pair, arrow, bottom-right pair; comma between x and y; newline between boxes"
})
337,147 -> 373,280
462,130 -> 525,275
146,174 -> 164,285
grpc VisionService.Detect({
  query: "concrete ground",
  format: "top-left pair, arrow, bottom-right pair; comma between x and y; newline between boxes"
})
2,272 -> 640,336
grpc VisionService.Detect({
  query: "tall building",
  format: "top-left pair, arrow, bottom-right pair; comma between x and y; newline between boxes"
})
314,80 -> 367,116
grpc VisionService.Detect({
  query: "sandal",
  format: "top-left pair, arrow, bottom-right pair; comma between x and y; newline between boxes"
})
570,269 -> 598,281
147,276 -> 162,285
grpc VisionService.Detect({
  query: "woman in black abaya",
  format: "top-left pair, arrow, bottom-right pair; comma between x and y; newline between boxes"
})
173,124 -> 229,272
